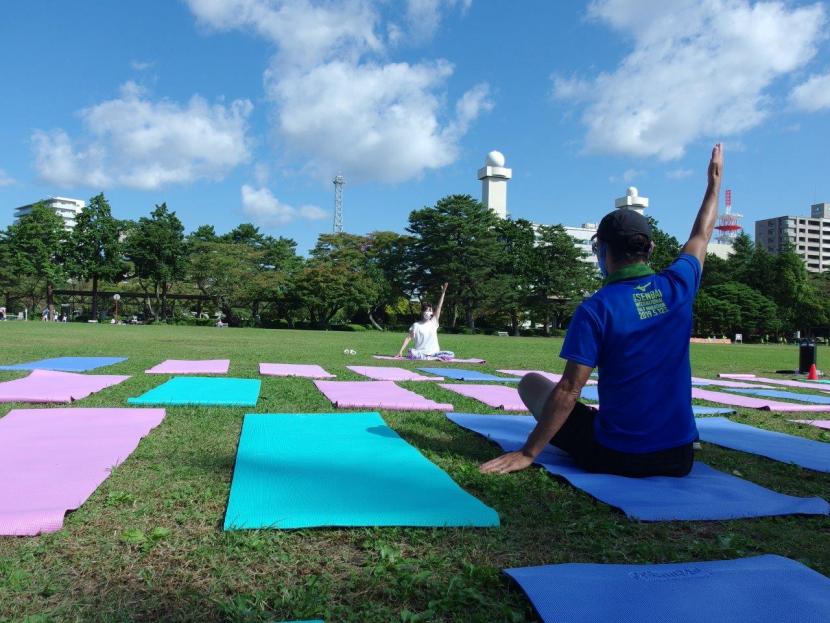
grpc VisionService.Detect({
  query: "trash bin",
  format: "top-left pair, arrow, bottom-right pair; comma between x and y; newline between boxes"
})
799,339 -> 817,374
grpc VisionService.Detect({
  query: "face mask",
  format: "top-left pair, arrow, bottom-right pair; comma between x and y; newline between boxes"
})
423,310 -> 433,320
597,243 -> 608,278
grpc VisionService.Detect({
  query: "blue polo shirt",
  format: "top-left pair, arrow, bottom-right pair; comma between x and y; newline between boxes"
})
560,254 -> 701,453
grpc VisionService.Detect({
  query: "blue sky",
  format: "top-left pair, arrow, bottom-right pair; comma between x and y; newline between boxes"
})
1,0 -> 829,253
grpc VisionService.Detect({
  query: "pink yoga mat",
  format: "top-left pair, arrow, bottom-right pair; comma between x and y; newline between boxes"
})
720,373 -> 830,391
719,374 -> 758,380
0,369 -> 130,403
0,407 -> 165,535
259,363 -> 335,379
439,383 -> 527,411
373,355 -> 486,364
692,388 -> 830,412
146,359 -> 229,374
347,366 -> 443,381
790,419 -> 830,430
497,370 -> 598,386
314,380 -> 454,411
691,377 -> 774,389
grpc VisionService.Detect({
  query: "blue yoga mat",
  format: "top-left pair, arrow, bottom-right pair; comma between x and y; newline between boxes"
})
0,356 -> 127,372
447,413 -> 829,521
696,416 -> 830,472
505,555 -> 830,623
729,388 -> 830,405
224,412 -> 499,529
127,377 -> 260,406
418,367 -> 519,382
580,386 -> 734,415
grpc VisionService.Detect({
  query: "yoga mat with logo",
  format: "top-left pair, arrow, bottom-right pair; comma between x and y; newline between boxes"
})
0,357 -> 127,372
0,407 -> 165,535
447,413 -> 829,521
224,412 -> 499,529
505,555 -> 830,623
696,416 -> 830,472
128,377 -> 260,406
0,369 -> 130,403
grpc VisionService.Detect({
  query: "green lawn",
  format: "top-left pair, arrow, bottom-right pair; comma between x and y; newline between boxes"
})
0,323 -> 828,623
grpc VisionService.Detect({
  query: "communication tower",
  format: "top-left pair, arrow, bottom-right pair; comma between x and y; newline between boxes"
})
333,174 -> 345,233
715,188 -> 742,244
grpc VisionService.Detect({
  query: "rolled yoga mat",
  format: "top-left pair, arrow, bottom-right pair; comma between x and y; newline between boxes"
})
223,412 -> 499,529
314,380 -> 453,411
696,416 -> 830,472
259,363 -> 335,379
446,413 -> 829,521
0,407 -> 165,535
692,387 -> 830,412
128,377 -> 261,406
347,366 -> 443,381
504,555 -> 830,623
0,356 -> 127,372
0,369 -> 130,403
145,359 -> 230,374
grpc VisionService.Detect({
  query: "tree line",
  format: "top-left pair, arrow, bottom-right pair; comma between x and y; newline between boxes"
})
1,193 -> 826,338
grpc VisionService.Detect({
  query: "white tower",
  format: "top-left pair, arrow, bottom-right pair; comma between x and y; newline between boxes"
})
614,186 -> 649,215
477,150 -> 512,219
332,174 -> 344,233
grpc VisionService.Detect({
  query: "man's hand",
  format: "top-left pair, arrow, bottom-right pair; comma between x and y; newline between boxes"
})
708,143 -> 723,186
479,451 -> 535,474
442,282 -> 449,292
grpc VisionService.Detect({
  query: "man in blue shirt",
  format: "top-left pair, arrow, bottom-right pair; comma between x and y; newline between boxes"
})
480,144 -> 723,477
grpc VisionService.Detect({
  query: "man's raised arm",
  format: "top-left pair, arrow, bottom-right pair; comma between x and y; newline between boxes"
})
682,144 -> 723,269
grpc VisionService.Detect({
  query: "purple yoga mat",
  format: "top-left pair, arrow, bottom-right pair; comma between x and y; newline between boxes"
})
146,359 -> 229,374
314,380 -> 454,411
691,376 -> 774,389
790,420 -> 830,430
347,366 -> 443,381
439,383 -> 527,411
497,370 -> 598,386
0,407 -> 165,535
0,369 -> 130,403
259,363 -> 335,379
693,388 -> 830,412
373,355 -> 486,364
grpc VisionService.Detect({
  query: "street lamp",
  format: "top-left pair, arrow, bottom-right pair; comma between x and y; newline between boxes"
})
113,293 -> 121,324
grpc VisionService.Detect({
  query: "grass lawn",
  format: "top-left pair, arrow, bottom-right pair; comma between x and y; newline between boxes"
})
0,323 -> 828,622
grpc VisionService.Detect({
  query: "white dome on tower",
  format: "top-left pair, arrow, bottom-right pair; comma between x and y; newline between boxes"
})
627,186 -> 638,197
486,150 -> 505,167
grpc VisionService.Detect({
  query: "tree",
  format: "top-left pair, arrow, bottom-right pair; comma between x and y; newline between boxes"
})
647,216 -> 681,272
363,231 -> 416,328
701,282 -> 780,337
66,193 -> 124,320
5,202 -> 66,317
494,218 -> 536,335
531,224 -> 599,333
124,203 -> 187,322
408,195 -> 502,329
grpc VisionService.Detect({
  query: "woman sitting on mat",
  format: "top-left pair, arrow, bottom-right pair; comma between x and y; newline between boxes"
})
397,282 -> 454,361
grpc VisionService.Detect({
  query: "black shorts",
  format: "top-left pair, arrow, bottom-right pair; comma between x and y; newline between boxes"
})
551,402 -> 693,478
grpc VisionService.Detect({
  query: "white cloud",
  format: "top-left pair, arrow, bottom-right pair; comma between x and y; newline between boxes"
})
790,72 -> 830,112
131,60 -> 154,71
32,82 -> 253,190
185,0 -> 490,183
405,0 -> 472,40
666,168 -> 693,180
554,0 -> 825,160
241,184 -> 327,226
0,169 -> 15,186
608,168 -> 643,183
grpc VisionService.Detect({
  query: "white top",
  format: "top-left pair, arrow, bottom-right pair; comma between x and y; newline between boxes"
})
409,318 -> 441,356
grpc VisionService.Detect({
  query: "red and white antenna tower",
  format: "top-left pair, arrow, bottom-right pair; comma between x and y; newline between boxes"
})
715,188 -> 742,244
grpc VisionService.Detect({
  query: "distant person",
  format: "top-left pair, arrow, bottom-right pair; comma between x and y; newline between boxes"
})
397,282 -> 454,360
0,306 -> 5,321
480,144 -> 723,478
41,308 -> 49,322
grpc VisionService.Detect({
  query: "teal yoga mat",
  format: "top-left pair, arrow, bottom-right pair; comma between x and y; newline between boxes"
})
224,412 -> 499,529
128,377 -> 260,406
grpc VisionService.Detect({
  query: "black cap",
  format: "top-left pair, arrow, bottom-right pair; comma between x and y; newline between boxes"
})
597,209 -> 652,243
